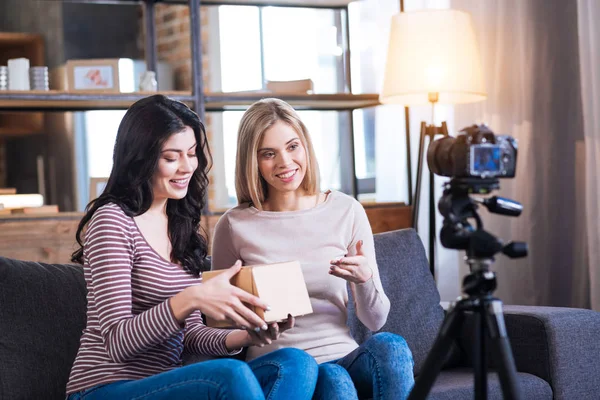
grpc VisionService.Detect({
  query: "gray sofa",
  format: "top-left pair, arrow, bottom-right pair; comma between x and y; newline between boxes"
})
1,228 -> 599,399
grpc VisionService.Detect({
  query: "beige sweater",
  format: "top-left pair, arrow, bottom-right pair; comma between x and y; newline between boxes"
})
211,191 -> 390,363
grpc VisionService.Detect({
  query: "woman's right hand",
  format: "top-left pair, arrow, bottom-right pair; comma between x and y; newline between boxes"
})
187,260 -> 269,331
246,314 -> 295,347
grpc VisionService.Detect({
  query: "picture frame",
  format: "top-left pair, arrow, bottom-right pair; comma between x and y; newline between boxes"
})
89,177 -> 109,201
66,59 -> 120,93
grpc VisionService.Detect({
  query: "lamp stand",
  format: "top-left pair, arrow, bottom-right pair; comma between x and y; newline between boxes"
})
412,93 -> 449,277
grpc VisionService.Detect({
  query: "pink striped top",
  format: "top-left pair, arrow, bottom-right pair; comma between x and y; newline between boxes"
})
66,203 -> 238,394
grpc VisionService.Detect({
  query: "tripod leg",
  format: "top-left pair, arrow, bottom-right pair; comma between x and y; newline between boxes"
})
484,299 -> 522,400
472,307 -> 487,400
408,302 -> 465,400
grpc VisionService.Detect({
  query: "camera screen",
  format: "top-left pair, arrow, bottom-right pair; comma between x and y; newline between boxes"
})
471,145 -> 501,175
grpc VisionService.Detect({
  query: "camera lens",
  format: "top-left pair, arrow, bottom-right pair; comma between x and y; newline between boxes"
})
427,136 -> 456,177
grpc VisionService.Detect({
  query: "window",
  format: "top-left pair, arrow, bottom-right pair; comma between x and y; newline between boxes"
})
218,5 -> 345,94
208,2 -> 411,210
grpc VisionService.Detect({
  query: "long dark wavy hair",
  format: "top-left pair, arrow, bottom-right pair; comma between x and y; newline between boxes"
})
71,94 -> 212,276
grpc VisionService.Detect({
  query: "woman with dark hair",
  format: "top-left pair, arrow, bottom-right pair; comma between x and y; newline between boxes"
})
66,94 -> 318,399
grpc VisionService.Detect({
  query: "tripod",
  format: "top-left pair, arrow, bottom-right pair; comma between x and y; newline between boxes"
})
408,178 -> 526,400
408,257 -> 522,400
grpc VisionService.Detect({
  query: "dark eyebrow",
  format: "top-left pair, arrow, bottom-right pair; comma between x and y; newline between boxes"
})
258,138 -> 300,152
161,143 -> 197,153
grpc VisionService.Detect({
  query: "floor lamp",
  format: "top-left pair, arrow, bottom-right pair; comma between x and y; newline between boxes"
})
379,9 -> 487,277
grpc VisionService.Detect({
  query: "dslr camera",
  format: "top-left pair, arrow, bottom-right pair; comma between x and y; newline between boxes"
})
427,124 -> 517,179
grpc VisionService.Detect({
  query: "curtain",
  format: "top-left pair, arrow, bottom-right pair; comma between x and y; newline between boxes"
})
451,0 -> 589,307
578,0 -> 600,311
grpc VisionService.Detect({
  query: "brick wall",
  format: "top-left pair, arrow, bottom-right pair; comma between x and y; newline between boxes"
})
151,4 -> 211,92
142,4 -> 218,216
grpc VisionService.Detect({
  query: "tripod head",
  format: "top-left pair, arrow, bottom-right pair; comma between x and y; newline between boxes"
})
438,178 -> 527,296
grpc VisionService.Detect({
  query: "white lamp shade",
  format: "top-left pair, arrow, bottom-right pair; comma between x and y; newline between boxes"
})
380,9 -> 486,106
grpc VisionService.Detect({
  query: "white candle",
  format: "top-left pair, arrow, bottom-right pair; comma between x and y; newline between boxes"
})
8,58 -> 30,90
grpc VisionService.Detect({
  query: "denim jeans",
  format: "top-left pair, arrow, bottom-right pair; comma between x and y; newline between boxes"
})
313,332 -> 415,400
68,347 -> 318,400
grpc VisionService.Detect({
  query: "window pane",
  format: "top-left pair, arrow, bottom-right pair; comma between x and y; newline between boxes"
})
353,105 -> 409,203
353,108 -> 376,180
262,7 -> 343,93
348,0 -> 410,203
218,6 -> 263,92
85,110 -> 123,177
298,111 -> 341,191
221,111 -> 244,204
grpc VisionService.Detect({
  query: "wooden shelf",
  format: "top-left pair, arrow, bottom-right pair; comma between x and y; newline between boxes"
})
0,211 -> 83,221
60,0 -> 356,8
206,92 -> 380,111
0,33 -> 45,135
0,91 -> 381,112
0,33 -> 44,66
178,0 -> 354,7
0,91 -> 195,111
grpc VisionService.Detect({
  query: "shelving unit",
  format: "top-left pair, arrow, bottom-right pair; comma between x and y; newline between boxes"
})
0,0 -> 414,264
1,0 -> 383,197
0,0 -> 411,229
0,32 -> 46,135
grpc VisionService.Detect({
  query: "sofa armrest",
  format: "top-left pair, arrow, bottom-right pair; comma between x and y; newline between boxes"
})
457,305 -> 600,400
502,306 -> 600,399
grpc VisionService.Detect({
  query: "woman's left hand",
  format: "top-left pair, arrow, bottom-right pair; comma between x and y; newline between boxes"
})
329,240 -> 373,284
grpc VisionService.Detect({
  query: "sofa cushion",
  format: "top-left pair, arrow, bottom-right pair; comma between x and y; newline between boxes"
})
0,256 -> 86,400
347,228 -> 446,375
428,369 -> 552,400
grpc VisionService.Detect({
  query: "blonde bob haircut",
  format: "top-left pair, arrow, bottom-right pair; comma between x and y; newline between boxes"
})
235,98 -> 320,209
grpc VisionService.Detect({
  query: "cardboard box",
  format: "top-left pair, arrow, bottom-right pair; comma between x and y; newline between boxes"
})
202,261 -> 313,328
266,78 -> 313,93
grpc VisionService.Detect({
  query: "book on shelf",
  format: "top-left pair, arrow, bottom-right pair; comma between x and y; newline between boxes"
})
266,79 -> 314,93
9,205 -> 59,215
0,193 -> 44,209
0,188 -> 17,195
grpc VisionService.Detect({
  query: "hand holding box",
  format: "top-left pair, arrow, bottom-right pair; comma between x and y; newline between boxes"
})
202,261 -> 313,328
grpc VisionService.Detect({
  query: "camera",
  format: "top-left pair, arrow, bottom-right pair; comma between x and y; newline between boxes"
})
427,124 -> 517,179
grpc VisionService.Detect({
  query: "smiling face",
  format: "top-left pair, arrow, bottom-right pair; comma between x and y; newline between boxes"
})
257,120 -> 308,197
151,126 -> 198,203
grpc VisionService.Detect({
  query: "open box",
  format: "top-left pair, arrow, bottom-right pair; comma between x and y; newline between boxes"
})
201,261 -> 313,328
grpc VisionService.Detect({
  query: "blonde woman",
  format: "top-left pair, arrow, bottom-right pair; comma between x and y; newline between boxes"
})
211,98 -> 414,400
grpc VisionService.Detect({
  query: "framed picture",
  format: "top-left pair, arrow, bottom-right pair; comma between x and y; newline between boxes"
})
66,59 -> 120,93
89,177 -> 109,201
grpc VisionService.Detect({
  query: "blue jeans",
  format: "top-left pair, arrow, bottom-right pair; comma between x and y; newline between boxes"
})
68,347 -> 318,400
313,332 -> 415,400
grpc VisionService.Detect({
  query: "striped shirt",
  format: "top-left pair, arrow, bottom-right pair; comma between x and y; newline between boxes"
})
66,203 -> 238,394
